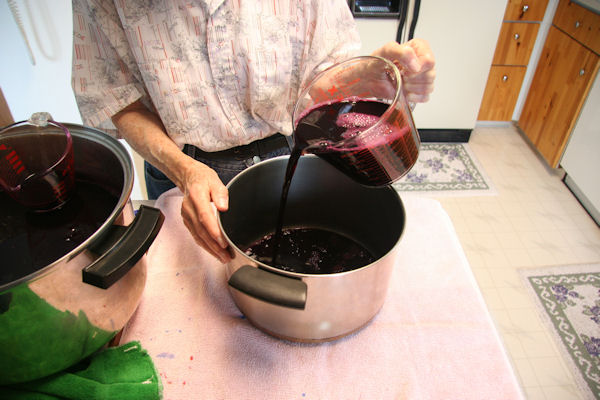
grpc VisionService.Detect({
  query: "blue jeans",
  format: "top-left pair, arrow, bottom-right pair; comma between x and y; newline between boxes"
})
144,143 -> 291,200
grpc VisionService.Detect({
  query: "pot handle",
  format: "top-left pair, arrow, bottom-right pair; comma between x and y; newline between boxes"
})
82,205 -> 164,289
228,265 -> 307,310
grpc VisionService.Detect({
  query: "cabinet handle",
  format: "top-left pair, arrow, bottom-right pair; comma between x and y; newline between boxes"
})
522,5 -> 529,13
502,75 -> 509,82
514,33 -> 520,40
574,21 -> 581,28
579,69 -> 585,76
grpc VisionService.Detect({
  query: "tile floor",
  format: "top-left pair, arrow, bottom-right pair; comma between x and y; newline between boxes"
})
432,124 -> 600,400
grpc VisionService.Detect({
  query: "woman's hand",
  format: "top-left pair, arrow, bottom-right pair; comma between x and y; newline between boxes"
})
372,38 -> 436,103
180,161 -> 232,263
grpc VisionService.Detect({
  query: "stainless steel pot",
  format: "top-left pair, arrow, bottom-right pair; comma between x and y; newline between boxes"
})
0,123 -> 163,385
218,156 -> 405,342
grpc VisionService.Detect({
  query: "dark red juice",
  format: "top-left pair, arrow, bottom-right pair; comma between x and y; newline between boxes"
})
297,99 -> 419,187
245,227 -> 375,274
0,179 -> 118,286
0,131 -> 75,211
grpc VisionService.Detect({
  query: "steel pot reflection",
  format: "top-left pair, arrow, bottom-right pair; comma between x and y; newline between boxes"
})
218,155 -> 405,342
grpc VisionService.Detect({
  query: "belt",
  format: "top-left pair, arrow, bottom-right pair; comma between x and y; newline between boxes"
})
187,134 -> 290,161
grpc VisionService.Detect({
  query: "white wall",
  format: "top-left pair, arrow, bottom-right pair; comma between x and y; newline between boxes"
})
355,0 -> 507,130
354,18 -> 400,55
0,0 -> 146,200
0,0 -> 81,123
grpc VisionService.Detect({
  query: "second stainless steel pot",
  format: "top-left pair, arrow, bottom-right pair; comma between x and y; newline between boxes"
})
0,122 -> 163,384
218,155 -> 405,342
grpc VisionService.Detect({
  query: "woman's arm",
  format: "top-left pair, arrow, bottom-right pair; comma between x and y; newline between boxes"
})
112,101 -> 231,263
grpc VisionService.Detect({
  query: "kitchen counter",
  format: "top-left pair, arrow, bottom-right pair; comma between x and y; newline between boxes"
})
121,189 -> 524,399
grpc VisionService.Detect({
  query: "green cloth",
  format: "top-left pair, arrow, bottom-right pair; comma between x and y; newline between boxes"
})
0,285 -> 116,384
0,341 -> 162,400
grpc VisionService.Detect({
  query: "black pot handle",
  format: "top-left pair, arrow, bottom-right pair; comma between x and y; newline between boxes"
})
82,205 -> 164,289
228,265 -> 307,310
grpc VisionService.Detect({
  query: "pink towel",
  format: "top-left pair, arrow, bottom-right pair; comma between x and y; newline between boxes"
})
121,189 -> 524,400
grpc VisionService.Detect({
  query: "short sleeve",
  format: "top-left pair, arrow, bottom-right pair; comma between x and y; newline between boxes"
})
71,0 -> 149,136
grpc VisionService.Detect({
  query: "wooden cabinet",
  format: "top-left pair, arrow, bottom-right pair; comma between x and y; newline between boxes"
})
553,0 -> 600,53
492,22 -> 540,65
479,66 -> 527,121
504,0 -> 549,21
0,88 -> 14,127
478,0 -> 548,121
518,0 -> 600,168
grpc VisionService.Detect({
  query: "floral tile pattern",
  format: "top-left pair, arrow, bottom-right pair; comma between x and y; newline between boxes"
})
522,264 -> 600,399
393,143 -> 493,195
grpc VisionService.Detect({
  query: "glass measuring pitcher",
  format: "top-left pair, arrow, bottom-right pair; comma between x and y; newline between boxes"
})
0,112 -> 75,212
292,56 -> 420,187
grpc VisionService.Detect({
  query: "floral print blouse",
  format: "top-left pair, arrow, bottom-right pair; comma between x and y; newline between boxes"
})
71,0 -> 360,151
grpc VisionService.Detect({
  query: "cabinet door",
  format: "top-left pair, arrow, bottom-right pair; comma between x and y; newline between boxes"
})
478,66 -> 527,121
0,88 -> 14,127
553,0 -> 600,54
518,26 -> 599,167
504,0 -> 549,21
492,22 -> 540,65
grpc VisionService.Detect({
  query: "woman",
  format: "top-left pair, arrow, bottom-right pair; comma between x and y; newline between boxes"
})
71,0 -> 435,263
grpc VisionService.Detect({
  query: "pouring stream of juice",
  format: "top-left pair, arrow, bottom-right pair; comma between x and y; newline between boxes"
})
270,98 -> 418,266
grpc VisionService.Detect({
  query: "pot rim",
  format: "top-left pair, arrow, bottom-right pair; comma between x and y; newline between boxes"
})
218,155 -> 406,279
0,123 -> 134,292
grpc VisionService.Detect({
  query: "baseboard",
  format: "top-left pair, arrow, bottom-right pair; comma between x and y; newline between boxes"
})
418,129 -> 472,143
563,174 -> 600,227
